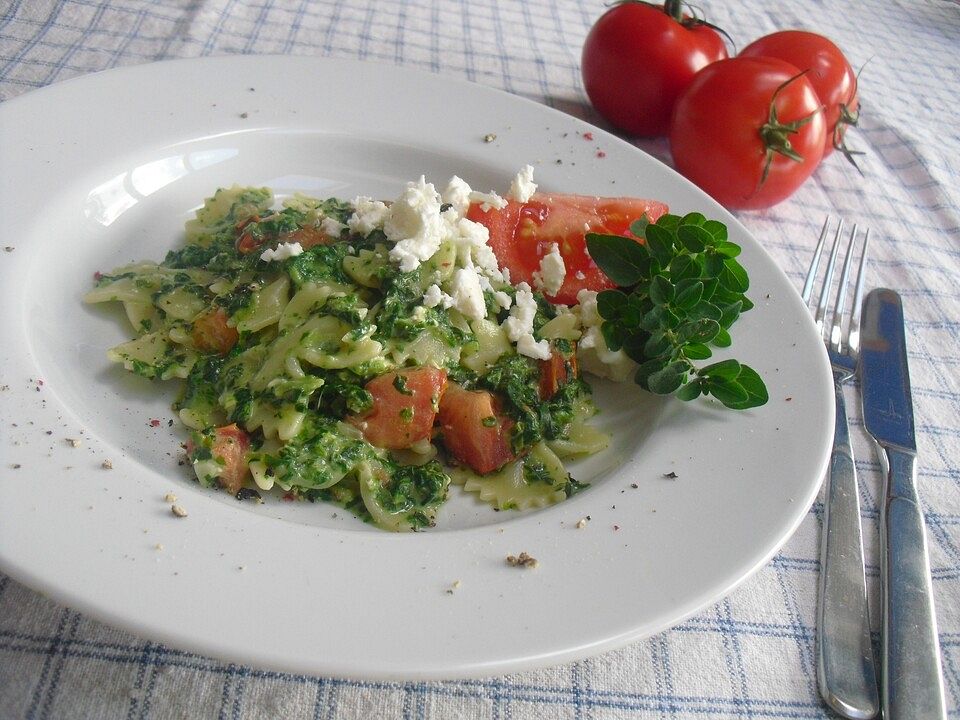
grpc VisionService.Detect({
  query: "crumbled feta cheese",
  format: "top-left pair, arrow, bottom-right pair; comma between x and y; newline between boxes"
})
509,164 -> 537,203
502,282 -> 551,360
348,197 -> 390,235
320,216 -> 346,237
493,291 -> 512,310
532,243 -> 566,296
260,242 -> 304,262
442,176 -> 473,216
577,289 -> 601,325
453,217 -> 501,275
386,176 -> 447,272
469,189 -> 508,212
449,268 -> 486,321
576,289 -> 637,381
517,334 -> 552,360
423,284 -> 453,309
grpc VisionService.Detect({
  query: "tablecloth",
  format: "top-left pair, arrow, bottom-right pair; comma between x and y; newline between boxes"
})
1,0 -> 958,718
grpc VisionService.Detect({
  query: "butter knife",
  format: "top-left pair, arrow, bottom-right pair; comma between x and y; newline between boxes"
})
860,288 -> 947,719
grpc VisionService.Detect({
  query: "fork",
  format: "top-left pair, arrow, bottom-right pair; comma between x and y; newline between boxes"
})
802,217 -> 879,719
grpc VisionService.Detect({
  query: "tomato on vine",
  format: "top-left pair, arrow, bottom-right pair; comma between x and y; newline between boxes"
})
581,0 -> 728,137
740,30 -> 860,165
669,57 -> 827,210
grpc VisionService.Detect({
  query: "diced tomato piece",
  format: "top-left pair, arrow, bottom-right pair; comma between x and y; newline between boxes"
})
281,226 -> 332,249
467,193 -> 668,305
539,342 -> 579,400
192,308 -> 239,355
438,383 -> 516,474
237,216 -> 334,255
235,216 -> 262,254
211,424 -> 251,495
349,367 -> 448,450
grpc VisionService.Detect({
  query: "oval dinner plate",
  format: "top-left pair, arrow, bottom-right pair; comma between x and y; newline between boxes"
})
0,56 -> 833,680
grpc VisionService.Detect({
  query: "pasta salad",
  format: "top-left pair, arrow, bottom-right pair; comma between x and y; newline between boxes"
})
85,169 -> 652,531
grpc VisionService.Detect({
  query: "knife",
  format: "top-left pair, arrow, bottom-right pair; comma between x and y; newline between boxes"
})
860,288 -> 947,719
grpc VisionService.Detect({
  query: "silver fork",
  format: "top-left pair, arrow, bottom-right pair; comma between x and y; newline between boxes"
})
802,218 -> 878,719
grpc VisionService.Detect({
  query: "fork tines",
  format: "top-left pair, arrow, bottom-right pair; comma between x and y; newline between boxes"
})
802,217 -> 871,356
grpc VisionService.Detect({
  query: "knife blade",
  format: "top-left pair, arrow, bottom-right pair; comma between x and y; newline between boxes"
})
860,288 -> 946,720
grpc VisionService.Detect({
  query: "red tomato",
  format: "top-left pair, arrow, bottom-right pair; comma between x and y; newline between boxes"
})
211,424 -> 251,495
670,57 -> 827,209
192,308 -> 238,355
438,383 -> 515,475
349,367 -> 447,450
237,224 -> 333,255
740,31 -> 858,158
581,1 -> 728,137
539,343 -> 579,400
467,194 -> 668,305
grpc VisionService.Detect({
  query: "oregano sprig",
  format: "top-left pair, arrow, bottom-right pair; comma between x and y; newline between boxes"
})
585,212 -> 768,410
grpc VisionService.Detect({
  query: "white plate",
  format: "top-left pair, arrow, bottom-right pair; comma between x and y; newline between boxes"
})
0,56 -> 833,680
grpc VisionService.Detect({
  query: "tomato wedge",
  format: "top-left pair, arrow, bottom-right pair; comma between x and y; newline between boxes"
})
438,383 -> 516,474
467,193 -> 668,305
349,367 -> 448,450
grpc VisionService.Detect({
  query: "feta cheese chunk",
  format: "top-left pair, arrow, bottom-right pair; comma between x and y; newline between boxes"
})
259,242 -> 304,262
517,334 -> 552,360
442,176 -> 473,216
493,291 -> 512,310
385,176 -> 447,272
348,197 -> 390,236
469,189 -> 508,212
320,216 -> 347,237
502,281 -> 551,360
509,164 -> 537,203
532,243 -> 566,296
423,284 -> 454,309
453,217 -> 500,275
449,268 -> 487,321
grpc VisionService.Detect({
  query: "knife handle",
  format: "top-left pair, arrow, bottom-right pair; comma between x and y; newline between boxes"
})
881,447 -> 947,719
817,378 -> 878,719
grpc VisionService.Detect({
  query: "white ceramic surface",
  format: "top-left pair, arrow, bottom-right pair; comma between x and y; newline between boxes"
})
0,56 -> 833,680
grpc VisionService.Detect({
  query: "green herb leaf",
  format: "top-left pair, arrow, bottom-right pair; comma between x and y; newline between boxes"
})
721,364 -> 768,410
649,275 -> 674,305
705,378 -> 750,406
676,380 -> 703,401
678,318 -> 720,344
629,214 -> 651,238
674,279 -> 704,310
703,219 -> 727,243
644,223 -> 675,265
585,233 -> 649,286
597,289 -> 629,320
647,361 -> 689,395
698,358 -> 742,380
677,223 -> 710,253
719,258 -> 749,292
715,241 -> 742,258
683,343 -> 713,360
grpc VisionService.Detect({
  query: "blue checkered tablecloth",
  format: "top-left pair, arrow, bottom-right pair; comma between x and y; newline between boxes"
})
1,1 -> 958,718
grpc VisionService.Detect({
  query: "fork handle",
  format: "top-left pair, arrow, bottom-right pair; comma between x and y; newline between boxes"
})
880,447 -> 947,719
817,377 -> 879,719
